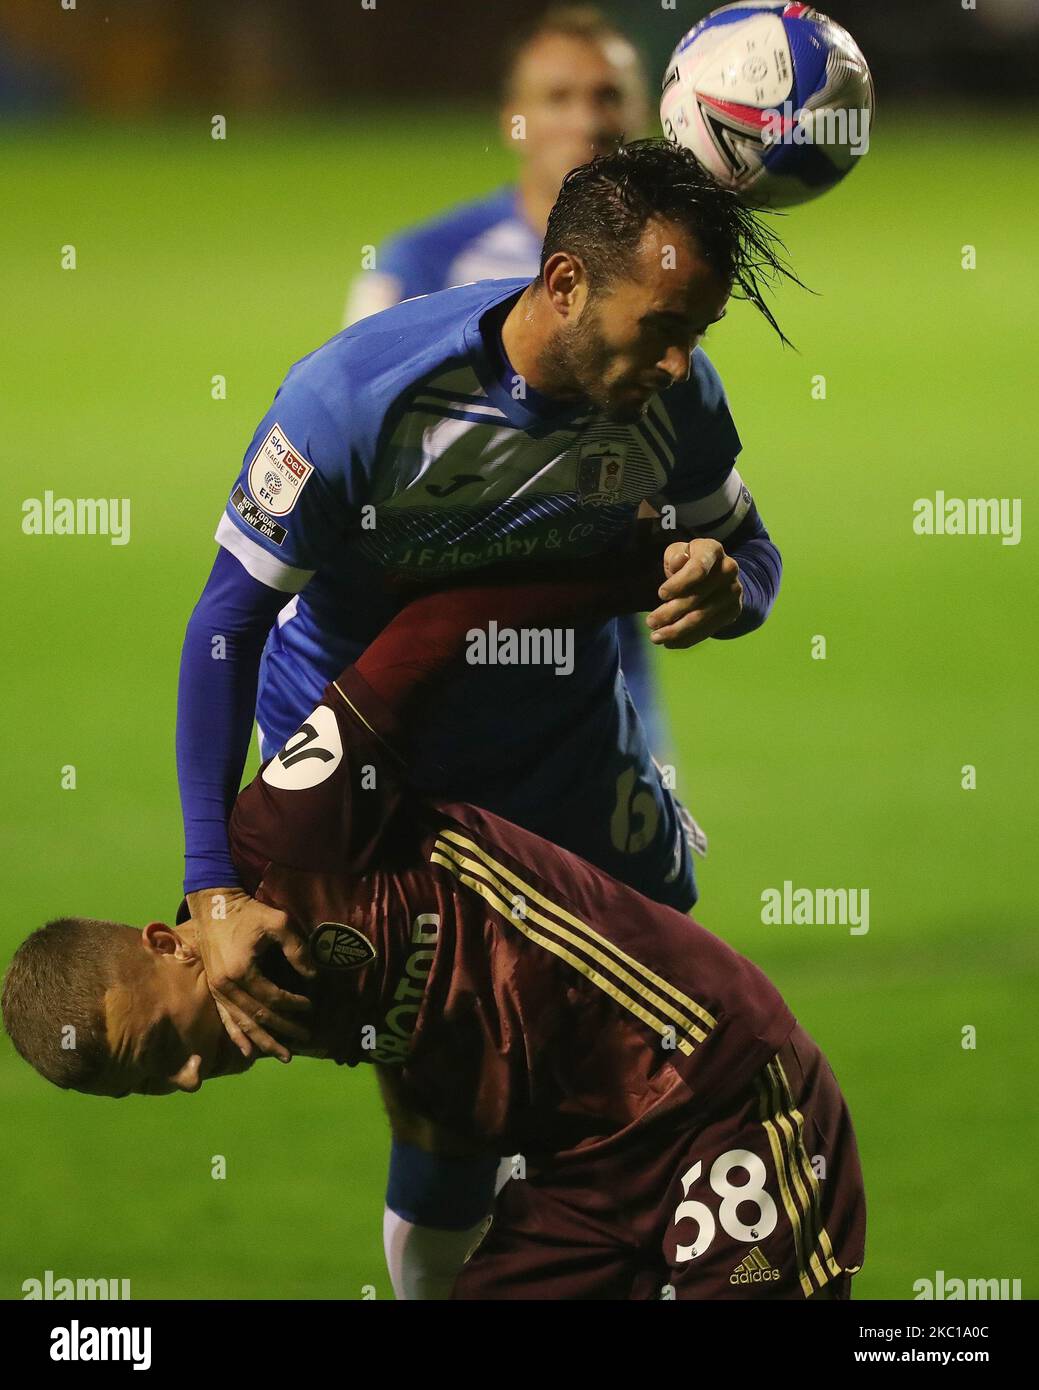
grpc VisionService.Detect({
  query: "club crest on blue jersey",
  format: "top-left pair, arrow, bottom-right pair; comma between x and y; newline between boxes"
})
577,440 -> 628,505
311,922 -> 377,971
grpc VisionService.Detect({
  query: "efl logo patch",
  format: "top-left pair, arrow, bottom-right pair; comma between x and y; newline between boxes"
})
577,439 -> 627,505
312,922 -> 377,972
247,423 -> 313,516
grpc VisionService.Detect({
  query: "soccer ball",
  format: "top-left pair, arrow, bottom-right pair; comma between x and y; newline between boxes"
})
660,2 -> 874,208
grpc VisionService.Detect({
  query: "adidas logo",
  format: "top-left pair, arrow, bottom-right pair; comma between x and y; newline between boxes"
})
729,1246 -> 781,1285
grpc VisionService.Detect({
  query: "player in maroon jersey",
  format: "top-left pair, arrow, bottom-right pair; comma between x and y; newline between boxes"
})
2,538 -> 866,1299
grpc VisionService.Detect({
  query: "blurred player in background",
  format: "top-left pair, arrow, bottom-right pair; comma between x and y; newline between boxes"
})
342,6 -> 675,759
343,7 -> 647,321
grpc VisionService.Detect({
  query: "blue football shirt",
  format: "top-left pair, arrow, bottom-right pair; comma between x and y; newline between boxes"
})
216,279 -> 754,909
343,187 -> 541,325
343,184 -> 679,757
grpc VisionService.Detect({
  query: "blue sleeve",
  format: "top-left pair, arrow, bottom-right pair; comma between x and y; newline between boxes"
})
185,359 -> 368,892
386,1139 -> 499,1230
712,506 -> 783,640
176,548 -> 288,894
651,349 -> 781,638
377,229 -> 442,303
650,347 -> 744,518
215,375 -> 360,595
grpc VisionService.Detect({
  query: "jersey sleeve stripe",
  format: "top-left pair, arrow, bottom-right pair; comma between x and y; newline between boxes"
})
433,839 -> 705,1049
646,397 -> 678,446
655,472 -> 752,541
654,466 -> 745,517
409,403 -> 518,429
633,420 -> 674,476
681,496 -> 752,540
215,513 -> 314,594
765,1061 -> 828,1288
637,411 -> 676,469
436,828 -> 718,1032
755,1071 -> 817,1297
774,1107 -> 830,1291
771,1058 -> 846,1284
430,847 -> 695,1056
759,1059 -> 846,1295
414,385 -> 493,406
332,682 -> 379,736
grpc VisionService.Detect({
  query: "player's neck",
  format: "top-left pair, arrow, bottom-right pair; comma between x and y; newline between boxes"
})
500,287 -> 585,407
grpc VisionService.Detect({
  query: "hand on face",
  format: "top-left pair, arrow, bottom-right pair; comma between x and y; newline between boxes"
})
98,923 -> 259,1099
186,887 -> 314,1064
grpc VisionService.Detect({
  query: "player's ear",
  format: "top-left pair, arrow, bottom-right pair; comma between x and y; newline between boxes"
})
141,921 -> 185,957
542,252 -> 585,315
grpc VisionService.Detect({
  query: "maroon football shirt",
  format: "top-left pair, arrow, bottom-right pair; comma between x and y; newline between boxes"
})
229,660 -> 795,1159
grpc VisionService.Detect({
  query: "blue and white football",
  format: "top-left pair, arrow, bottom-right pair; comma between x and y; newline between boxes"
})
660,2 -> 874,207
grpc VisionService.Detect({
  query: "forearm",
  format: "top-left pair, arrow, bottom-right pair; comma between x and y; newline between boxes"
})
242,531 -> 680,868
177,548 -> 286,892
354,526 -> 676,722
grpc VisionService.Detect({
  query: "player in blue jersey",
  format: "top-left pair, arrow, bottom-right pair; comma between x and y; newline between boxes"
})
343,8 -> 648,321
342,6 -> 676,758
179,136 -> 791,1040
176,138 -> 792,1280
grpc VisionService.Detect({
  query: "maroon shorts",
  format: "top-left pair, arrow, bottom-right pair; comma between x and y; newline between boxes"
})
452,1022 -> 866,1300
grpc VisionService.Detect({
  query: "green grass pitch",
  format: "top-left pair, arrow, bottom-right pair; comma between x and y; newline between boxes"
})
1,111 -> 1036,1299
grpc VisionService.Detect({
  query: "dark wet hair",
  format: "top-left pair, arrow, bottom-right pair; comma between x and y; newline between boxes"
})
539,138 -> 804,345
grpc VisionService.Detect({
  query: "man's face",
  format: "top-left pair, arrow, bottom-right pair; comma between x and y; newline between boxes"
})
503,33 -> 648,194
542,218 -> 731,423
91,924 -> 250,1098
